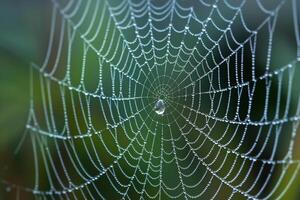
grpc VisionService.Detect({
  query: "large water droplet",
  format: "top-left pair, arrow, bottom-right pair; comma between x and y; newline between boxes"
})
154,99 -> 165,115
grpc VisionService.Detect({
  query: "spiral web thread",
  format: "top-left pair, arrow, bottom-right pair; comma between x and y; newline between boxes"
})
3,0 -> 300,199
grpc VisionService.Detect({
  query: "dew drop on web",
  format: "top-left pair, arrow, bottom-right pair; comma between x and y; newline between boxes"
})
154,99 -> 165,115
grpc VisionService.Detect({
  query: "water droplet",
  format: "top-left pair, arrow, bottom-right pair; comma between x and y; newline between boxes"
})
154,99 -> 165,115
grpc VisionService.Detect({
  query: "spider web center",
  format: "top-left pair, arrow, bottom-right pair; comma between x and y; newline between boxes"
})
154,99 -> 166,115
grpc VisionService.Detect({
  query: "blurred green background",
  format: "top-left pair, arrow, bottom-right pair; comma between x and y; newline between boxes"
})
0,0 -> 51,148
0,1 -> 52,199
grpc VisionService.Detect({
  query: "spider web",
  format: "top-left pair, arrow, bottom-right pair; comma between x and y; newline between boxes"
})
2,0 -> 300,199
